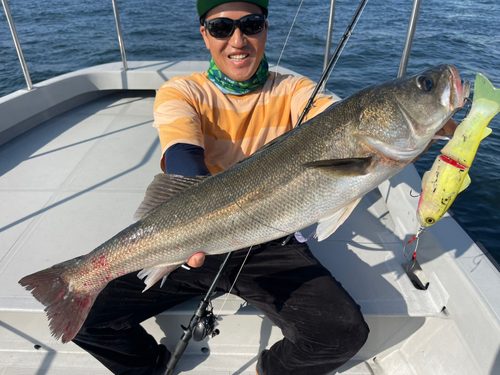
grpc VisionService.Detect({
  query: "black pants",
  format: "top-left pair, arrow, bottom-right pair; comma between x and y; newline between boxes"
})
73,239 -> 369,375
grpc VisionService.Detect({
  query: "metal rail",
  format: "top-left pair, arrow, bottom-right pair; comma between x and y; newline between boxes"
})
322,0 -> 421,82
2,0 -> 33,91
112,0 -> 128,71
323,0 -> 337,73
398,0 -> 422,78
299,0 -> 369,127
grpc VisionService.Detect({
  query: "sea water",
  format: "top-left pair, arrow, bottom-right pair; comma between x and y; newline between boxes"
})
1,0 -> 499,262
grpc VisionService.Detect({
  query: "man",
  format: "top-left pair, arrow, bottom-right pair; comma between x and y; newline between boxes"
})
73,1 -> 455,374
155,2 -> 368,372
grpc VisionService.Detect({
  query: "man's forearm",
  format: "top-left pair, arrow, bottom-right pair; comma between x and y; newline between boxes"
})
164,143 -> 211,177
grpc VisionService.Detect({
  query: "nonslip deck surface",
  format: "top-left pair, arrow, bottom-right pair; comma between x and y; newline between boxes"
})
0,92 -> 453,374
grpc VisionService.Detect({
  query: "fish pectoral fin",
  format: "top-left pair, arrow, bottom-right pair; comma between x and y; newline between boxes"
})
459,173 -> 471,193
134,174 -> 208,221
481,127 -> 492,140
304,157 -> 372,177
316,197 -> 362,241
138,263 -> 183,291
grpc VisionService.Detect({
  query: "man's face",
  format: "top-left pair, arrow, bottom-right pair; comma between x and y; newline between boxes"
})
200,2 -> 268,82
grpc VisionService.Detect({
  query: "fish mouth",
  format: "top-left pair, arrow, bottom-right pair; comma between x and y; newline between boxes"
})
449,66 -> 470,109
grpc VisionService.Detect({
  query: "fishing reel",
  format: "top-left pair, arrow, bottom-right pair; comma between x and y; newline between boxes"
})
181,308 -> 220,341
166,253 -> 233,374
192,307 -> 219,341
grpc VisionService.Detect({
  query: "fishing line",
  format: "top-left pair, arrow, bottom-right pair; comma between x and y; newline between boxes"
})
215,246 -> 253,318
275,0 -> 304,75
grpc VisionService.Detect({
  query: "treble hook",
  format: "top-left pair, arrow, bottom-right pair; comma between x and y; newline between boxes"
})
462,97 -> 472,119
403,225 -> 425,259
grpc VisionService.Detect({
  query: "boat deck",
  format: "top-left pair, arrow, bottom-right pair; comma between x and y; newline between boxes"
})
0,89 -> 494,374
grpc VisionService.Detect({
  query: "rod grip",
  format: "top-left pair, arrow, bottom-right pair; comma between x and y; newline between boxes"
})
164,328 -> 192,375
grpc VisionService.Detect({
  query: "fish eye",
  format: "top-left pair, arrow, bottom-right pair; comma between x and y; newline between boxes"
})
417,76 -> 434,92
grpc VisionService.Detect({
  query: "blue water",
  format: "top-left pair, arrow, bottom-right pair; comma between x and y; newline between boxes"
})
1,0 -> 499,262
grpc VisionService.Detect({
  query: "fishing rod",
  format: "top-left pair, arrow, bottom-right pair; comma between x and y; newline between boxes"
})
164,1 -> 371,372
164,251 -> 234,375
296,0 -> 370,127
281,0 -> 370,246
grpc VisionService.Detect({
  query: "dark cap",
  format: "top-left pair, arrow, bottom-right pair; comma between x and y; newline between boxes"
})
197,0 -> 269,21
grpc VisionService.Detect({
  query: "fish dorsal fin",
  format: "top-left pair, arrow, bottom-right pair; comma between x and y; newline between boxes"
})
134,174 -> 207,221
304,157 -> 372,177
481,127 -> 492,140
473,73 -> 500,114
459,173 -> 471,193
138,262 -> 184,291
316,197 -> 362,241
421,171 -> 430,189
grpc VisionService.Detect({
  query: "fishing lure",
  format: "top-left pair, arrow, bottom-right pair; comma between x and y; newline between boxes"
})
417,73 -> 500,227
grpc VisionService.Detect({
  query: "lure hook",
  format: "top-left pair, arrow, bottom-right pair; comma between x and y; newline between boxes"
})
403,225 -> 425,258
409,189 -> 420,198
462,96 -> 472,119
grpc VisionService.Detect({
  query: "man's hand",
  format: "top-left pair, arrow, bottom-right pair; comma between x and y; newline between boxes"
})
412,118 -> 458,163
187,252 -> 205,268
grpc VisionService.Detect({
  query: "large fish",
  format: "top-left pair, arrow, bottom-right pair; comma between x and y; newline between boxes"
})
19,64 -> 467,343
417,73 -> 499,226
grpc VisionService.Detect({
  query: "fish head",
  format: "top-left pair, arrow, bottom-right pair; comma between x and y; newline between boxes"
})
354,64 -> 469,161
417,198 -> 442,227
416,155 -> 471,227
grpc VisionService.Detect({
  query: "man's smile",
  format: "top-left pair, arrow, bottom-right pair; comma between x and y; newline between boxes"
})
229,53 -> 250,61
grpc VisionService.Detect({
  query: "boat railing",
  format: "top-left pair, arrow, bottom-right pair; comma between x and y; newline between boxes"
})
112,0 -> 128,71
1,0 -> 32,91
398,0 -> 422,78
323,0 -> 421,79
2,0 -> 421,93
1,0 -> 130,92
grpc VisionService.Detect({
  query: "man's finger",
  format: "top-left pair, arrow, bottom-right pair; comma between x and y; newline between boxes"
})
187,252 -> 205,268
439,118 -> 458,136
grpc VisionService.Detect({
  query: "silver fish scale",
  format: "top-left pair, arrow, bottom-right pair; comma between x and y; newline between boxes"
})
66,65 -> 463,292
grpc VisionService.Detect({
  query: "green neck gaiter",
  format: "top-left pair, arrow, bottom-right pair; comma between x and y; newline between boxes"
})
207,55 -> 269,95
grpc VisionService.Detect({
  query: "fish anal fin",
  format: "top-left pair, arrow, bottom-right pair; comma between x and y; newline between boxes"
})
459,173 -> 471,193
134,174 -> 207,221
138,263 -> 183,291
316,197 -> 362,241
304,157 -> 372,177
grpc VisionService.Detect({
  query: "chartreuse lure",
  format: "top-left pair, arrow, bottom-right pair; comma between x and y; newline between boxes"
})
417,73 -> 500,227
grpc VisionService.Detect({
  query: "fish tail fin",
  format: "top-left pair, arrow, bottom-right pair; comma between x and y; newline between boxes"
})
19,259 -> 103,344
473,73 -> 500,113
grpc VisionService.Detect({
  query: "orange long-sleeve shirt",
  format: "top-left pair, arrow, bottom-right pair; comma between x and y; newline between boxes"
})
153,71 -> 335,174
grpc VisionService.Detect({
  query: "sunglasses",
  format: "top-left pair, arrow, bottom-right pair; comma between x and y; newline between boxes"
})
204,14 -> 266,39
